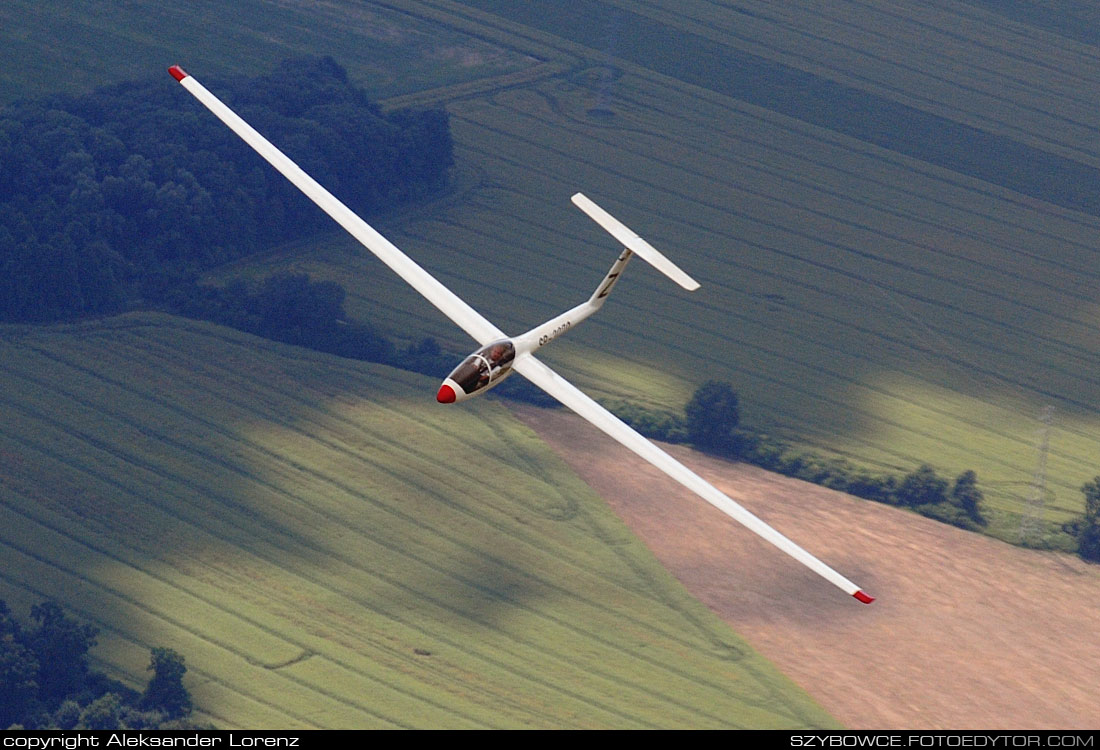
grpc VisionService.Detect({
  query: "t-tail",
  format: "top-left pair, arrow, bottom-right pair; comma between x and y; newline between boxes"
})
438,193 -> 698,403
513,193 -> 699,355
171,63 -> 873,602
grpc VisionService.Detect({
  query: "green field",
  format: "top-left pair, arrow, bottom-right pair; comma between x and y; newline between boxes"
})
0,314 -> 835,728
4,0 -> 1100,727
0,0 -> 546,103
195,0 -> 1100,533
8,1 -> 1099,529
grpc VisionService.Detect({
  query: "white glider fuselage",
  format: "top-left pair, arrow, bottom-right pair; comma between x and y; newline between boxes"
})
168,64 -> 874,604
436,248 -> 634,404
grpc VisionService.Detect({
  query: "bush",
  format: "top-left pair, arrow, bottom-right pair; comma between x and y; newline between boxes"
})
1078,478 -> 1100,563
604,399 -> 687,442
896,465 -> 949,507
684,381 -> 739,454
0,600 -> 197,729
846,471 -> 898,504
140,648 -> 191,719
950,470 -> 987,527
729,428 -> 786,469
917,502 -> 983,532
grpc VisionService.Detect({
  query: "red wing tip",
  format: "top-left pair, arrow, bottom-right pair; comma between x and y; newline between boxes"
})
168,65 -> 188,82
853,590 -> 875,604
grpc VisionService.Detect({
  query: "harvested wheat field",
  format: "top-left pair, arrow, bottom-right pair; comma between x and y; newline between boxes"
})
513,405 -> 1100,730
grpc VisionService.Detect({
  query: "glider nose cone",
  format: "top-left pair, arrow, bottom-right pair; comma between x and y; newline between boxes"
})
437,383 -> 456,404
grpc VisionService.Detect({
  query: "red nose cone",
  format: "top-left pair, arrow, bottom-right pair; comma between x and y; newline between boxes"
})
436,384 -> 456,404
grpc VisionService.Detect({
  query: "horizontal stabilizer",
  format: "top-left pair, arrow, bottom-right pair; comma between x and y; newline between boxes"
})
572,193 -> 700,291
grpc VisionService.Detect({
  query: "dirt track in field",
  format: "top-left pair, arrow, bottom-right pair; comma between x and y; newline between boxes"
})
512,406 -> 1100,730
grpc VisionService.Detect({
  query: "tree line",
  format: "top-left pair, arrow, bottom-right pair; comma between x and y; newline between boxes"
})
0,599 -> 200,729
164,268 -> 559,407
195,268 -> 1087,553
611,380 -> 1100,562
0,56 -> 453,323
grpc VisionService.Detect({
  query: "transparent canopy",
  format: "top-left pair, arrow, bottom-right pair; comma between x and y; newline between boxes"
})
447,339 -> 516,396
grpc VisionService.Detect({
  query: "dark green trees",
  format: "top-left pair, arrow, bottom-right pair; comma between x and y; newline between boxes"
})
141,647 -> 192,719
684,380 -> 740,453
895,465 -> 987,530
0,601 -> 39,728
0,600 -> 97,728
950,470 -> 987,527
26,601 -> 99,704
895,464 -> 948,507
0,56 -> 454,323
253,272 -> 345,346
0,600 -> 197,729
1077,478 -> 1100,563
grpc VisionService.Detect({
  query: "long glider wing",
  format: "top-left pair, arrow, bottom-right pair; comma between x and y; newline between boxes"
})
513,355 -> 872,603
169,65 -> 872,603
167,65 -> 504,346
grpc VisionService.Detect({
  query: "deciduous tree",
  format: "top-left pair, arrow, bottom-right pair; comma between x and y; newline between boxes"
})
684,381 -> 740,454
141,647 -> 192,718
1079,478 -> 1100,563
896,464 -> 948,507
951,470 -> 987,526
27,601 -> 98,703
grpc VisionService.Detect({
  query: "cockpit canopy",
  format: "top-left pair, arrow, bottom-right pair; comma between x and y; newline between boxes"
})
446,338 -> 516,397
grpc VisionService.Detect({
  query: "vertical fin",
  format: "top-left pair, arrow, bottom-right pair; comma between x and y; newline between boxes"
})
589,249 -> 634,307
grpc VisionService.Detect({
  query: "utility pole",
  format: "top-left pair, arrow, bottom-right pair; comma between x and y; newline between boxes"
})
1019,405 -> 1054,545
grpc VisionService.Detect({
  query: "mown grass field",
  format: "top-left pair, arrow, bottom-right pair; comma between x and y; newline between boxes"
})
199,0 -> 1100,537
0,0 -> 543,103
10,1 -> 1099,533
0,314 -> 836,728
4,0 -> 1100,725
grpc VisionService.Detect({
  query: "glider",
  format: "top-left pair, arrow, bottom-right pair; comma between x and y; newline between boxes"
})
168,65 -> 873,604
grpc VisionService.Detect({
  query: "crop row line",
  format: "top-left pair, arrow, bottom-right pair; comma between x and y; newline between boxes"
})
396,213 -> 1087,509
0,396 -> 655,728
471,89 -> 1100,347
89,330 -> 810,721
657,0 -> 1100,160
1,341 -> 769,727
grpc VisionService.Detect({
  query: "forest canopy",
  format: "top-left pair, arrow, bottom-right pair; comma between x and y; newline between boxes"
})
0,56 -> 454,322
